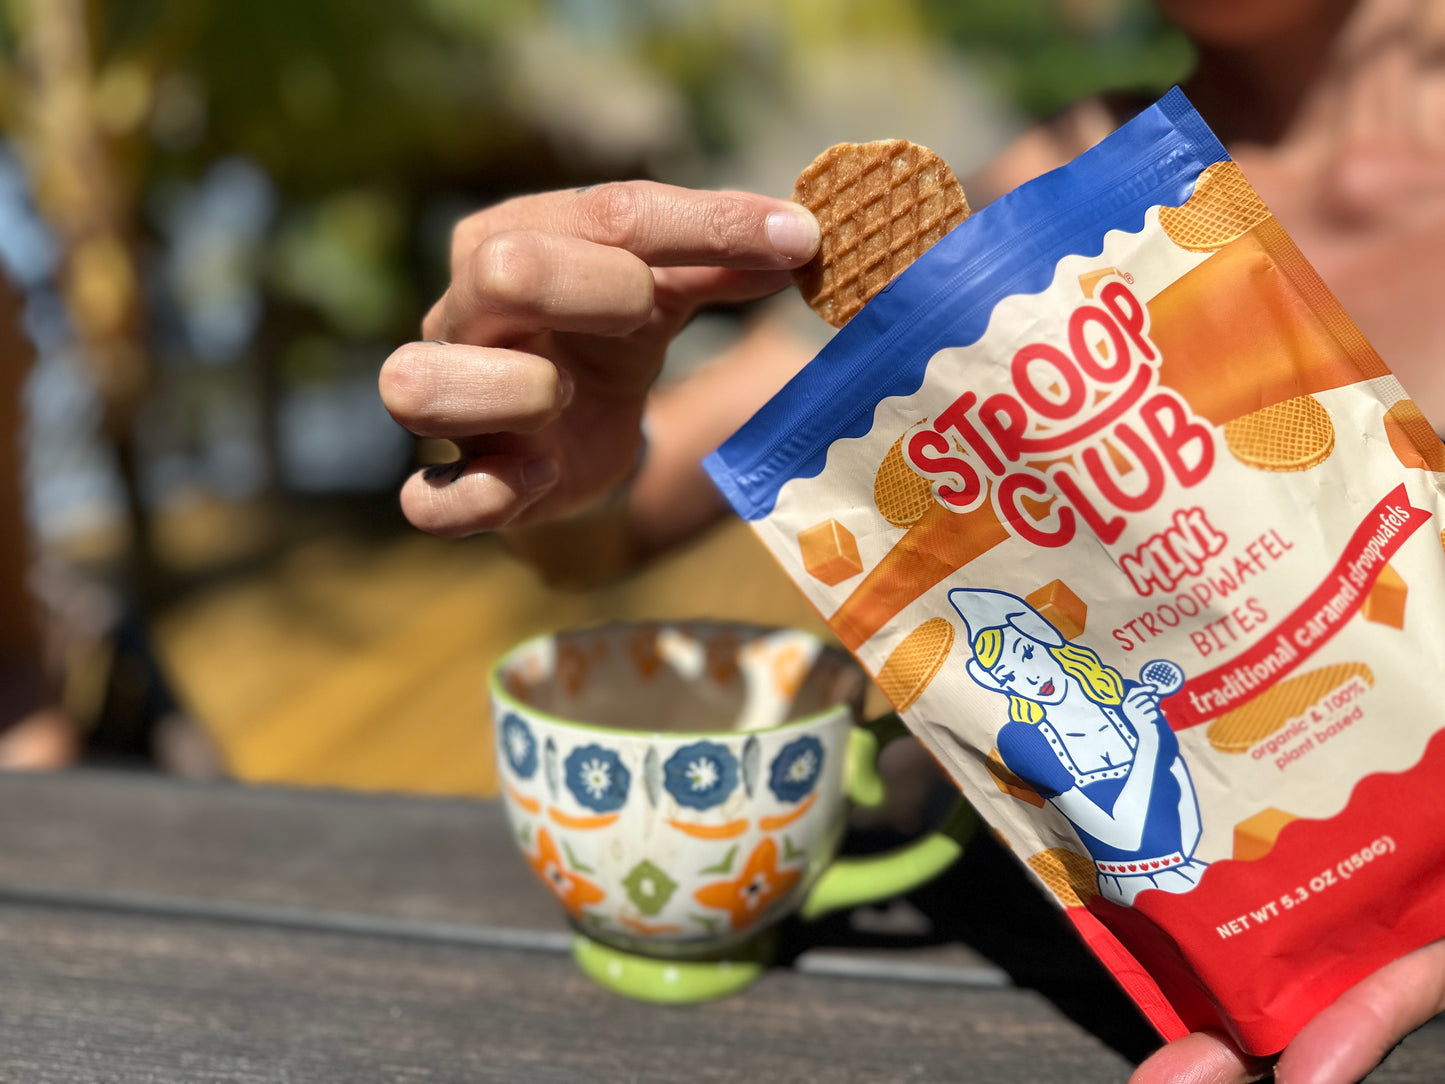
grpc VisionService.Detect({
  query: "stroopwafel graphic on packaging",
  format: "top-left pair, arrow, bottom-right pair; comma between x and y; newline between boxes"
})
1222,395 -> 1336,472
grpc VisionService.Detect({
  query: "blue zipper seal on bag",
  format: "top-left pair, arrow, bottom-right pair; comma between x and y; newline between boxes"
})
704,87 -> 1227,521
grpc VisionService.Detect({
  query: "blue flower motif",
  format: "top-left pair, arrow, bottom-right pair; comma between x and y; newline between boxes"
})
662,741 -> 739,810
499,713 -> 538,780
768,735 -> 824,803
564,743 -> 631,813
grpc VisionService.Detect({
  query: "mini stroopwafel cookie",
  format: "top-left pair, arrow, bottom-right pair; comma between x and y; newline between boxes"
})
792,140 -> 970,328
874,617 -> 954,711
1382,399 -> 1445,472
1223,394 -> 1335,472
874,433 -> 935,528
1027,848 -> 1098,907
1159,161 -> 1271,252
1207,662 -> 1375,753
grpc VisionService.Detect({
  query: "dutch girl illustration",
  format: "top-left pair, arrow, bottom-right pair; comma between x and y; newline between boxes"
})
949,588 -> 1207,906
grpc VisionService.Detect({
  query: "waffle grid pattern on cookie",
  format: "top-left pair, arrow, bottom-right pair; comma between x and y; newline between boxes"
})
792,140 -> 970,328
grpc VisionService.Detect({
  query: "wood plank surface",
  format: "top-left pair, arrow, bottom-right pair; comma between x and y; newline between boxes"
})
0,769 -> 542,927
3,903 -> 1441,1084
3,770 -> 1441,1082
0,769 -> 1000,977
0,902 -> 1136,1084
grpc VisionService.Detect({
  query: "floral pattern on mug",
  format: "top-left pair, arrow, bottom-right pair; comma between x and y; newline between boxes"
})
622,859 -> 678,917
527,826 -> 606,919
693,837 -> 801,931
662,741 -> 739,810
564,743 -> 631,813
500,712 -> 538,780
768,735 -> 824,803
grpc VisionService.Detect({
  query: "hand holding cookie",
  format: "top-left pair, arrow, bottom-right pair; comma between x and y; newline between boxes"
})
381,182 -> 820,536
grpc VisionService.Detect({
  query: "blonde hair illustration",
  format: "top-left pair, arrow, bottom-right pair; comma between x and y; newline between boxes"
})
971,628 -> 1124,725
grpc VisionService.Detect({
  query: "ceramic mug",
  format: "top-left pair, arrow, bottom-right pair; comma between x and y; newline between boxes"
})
490,619 -> 975,1003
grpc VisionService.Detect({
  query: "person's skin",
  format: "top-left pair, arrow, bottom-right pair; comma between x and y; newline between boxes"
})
380,184 -> 820,557
380,1 -> 1445,1079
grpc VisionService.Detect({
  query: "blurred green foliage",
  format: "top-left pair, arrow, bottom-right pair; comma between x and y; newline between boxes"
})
2,0 -> 1197,513
918,0 -> 1192,118
5,0 -> 1195,344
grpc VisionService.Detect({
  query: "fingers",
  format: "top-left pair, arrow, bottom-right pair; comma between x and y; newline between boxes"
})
428,231 -> 658,344
399,452 -> 560,538
454,181 -> 820,273
430,184 -> 818,345
1275,938 -> 1445,1084
379,341 -> 570,439
1130,940 -> 1445,1084
1129,1031 -> 1272,1084
652,265 -> 799,309
1125,687 -> 1162,715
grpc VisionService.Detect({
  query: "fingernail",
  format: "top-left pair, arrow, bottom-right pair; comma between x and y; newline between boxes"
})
522,457 -> 560,493
766,206 -> 820,262
557,368 -> 575,408
423,459 -> 467,484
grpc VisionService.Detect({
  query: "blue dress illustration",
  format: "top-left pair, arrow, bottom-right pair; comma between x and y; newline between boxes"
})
949,588 -> 1207,906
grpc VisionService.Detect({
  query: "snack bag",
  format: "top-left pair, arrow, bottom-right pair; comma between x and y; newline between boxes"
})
703,88 -> 1445,1053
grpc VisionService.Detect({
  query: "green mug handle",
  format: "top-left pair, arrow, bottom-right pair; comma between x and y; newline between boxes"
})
799,714 -> 977,922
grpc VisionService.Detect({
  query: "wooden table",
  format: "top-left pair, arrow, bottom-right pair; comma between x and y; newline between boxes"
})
0,770 -> 1439,1082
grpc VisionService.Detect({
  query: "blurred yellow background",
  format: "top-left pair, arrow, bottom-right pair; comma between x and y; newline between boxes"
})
0,0 -> 1189,796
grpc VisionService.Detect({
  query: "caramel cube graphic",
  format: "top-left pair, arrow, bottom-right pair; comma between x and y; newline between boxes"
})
986,748 -> 1046,808
1361,564 -> 1407,630
1026,579 -> 1087,640
1233,807 -> 1298,862
1384,400 -> 1445,472
798,519 -> 864,585
1077,266 -> 1120,299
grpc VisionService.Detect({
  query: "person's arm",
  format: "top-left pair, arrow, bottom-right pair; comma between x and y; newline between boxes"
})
379,181 -> 820,578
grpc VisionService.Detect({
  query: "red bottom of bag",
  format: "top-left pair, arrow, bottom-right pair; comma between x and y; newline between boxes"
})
1063,726 -> 1445,1054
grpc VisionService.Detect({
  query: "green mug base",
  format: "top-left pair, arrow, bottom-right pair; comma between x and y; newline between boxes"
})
572,928 -> 779,1004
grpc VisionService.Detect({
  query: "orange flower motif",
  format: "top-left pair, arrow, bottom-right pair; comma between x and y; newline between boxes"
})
693,837 -> 801,931
526,827 -> 605,919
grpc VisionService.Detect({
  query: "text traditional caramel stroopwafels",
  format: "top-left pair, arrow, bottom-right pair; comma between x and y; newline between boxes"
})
792,140 -> 970,328
874,433 -> 936,528
873,617 -> 954,711
1207,662 -> 1375,753
1159,160 -> 1271,252
1026,848 -> 1098,908
1223,394 -> 1335,472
